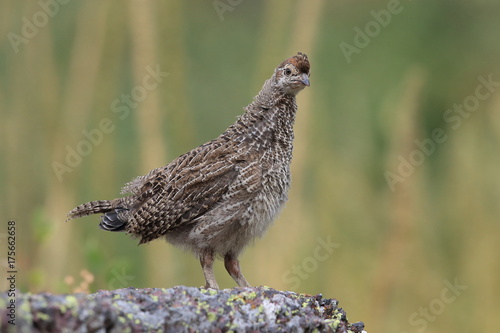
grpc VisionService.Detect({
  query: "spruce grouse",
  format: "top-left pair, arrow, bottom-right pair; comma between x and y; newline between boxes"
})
67,52 -> 311,289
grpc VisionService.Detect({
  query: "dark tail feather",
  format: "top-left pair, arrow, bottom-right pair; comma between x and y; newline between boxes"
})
99,208 -> 128,232
67,199 -> 128,232
66,200 -> 117,221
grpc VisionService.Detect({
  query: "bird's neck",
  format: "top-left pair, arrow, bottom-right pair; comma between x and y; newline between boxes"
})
228,78 -> 298,146
251,77 -> 296,110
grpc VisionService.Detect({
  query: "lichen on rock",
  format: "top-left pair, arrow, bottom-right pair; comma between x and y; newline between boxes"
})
0,286 -> 365,332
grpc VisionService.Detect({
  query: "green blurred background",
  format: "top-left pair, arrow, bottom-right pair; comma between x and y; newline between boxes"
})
1,0 -> 500,332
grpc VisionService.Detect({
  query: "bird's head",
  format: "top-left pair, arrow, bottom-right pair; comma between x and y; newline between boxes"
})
273,52 -> 311,95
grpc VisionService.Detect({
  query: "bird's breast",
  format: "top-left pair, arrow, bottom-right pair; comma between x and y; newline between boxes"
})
242,159 -> 291,238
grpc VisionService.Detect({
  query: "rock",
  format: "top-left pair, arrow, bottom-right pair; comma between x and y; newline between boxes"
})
0,286 -> 365,332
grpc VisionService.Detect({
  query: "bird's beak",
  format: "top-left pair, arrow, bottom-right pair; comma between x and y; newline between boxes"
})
299,73 -> 310,87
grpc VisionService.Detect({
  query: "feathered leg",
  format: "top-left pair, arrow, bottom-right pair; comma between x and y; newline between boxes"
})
224,253 -> 250,287
200,250 -> 219,289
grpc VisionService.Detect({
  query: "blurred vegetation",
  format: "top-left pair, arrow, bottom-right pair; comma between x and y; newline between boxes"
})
1,0 -> 500,332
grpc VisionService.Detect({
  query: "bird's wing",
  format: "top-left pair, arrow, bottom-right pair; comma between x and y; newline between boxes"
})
122,141 -> 262,244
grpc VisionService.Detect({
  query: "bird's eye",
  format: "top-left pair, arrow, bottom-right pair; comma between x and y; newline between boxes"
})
284,68 -> 292,76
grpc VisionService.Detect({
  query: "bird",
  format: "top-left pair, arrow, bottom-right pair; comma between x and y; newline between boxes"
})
67,52 -> 311,289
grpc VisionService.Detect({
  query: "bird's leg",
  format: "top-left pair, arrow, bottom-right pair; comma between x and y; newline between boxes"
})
224,253 -> 251,287
200,250 -> 219,289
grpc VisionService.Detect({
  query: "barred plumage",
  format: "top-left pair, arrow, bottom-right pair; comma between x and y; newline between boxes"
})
67,52 -> 311,289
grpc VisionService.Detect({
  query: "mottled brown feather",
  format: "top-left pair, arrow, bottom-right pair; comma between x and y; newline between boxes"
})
67,52 -> 311,288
